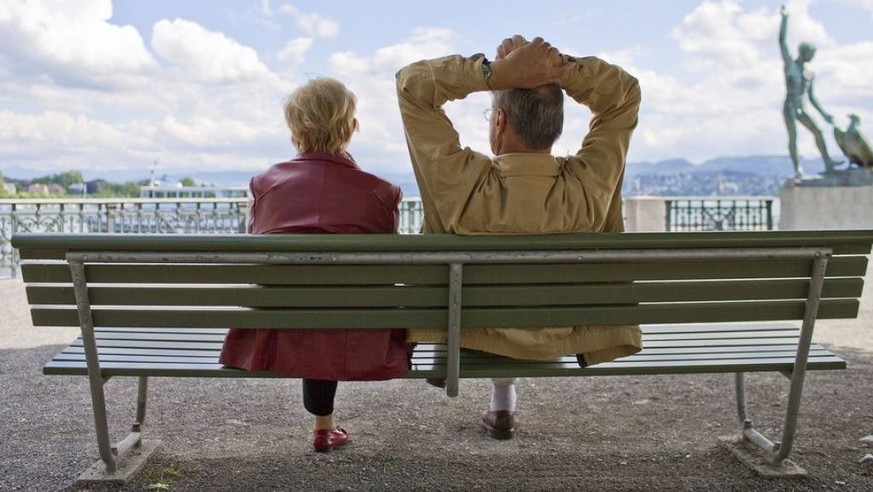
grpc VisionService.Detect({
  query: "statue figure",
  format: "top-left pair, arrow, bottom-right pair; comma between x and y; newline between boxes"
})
834,114 -> 873,169
779,5 -> 843,177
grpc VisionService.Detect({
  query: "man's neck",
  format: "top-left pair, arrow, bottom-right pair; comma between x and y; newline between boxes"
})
498,142 -> 552,155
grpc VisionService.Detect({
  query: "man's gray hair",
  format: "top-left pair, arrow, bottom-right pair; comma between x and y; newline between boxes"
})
493,84 -> 564,150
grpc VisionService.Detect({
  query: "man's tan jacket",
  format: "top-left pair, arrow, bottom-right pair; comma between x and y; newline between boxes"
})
395,54 -> 642,365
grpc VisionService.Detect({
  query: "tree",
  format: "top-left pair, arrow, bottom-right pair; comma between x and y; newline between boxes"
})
30,170 -> 84,188
179,177 -> 197,187
54,170 -> 84,188
92,181 -> 143,198
0,170 -> 11,198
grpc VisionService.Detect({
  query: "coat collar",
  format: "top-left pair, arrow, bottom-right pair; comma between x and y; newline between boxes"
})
492,153 -> 562,177
294,151 -> 360,169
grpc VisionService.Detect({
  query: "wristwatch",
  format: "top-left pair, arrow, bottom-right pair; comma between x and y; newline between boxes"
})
481,59 -> 493,89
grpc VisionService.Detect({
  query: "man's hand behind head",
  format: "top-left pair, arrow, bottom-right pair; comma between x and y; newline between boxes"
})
495,35 -> 528,60
489,36 -> 575,91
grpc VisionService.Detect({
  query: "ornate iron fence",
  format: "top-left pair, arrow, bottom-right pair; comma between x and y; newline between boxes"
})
1,197 -> 425,277
665,197 -> 775,232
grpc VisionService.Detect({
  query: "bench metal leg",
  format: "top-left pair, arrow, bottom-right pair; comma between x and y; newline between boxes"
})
734,371 -> 778,456
445,263 -> 463,398
734,372 -> 749,425
70,259 -> 149,477
70,259 -> 119,473
136,376 -> 148,429
112,376 -> 149,456
731,251 -> 830,467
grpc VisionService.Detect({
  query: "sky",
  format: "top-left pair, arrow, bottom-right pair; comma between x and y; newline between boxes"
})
1,0 -> 872,183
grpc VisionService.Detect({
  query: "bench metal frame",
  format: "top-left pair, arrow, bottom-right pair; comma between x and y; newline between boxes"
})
65,245 -> 830,472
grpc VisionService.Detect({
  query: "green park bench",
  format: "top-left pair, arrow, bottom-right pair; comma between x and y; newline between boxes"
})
11,230 -> 873,481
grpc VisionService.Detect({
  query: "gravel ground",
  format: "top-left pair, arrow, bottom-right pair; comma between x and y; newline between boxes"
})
2,275 -> 873,492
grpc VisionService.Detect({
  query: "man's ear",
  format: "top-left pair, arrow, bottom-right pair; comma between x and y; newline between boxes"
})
494,108 -> 506,133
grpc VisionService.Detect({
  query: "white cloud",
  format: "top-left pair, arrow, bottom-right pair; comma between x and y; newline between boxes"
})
0,0 -> 156,86
672,0 -> 768,68
278,4 -> 339,39
369,27 -> 456,70
0,109 -> 158,172
834,0 -> 873,17
278,37 -> 314,64
817,41 -> 873,99
260,0 -> 274,17
322,28 -> 467,174
151,18 -> 271,84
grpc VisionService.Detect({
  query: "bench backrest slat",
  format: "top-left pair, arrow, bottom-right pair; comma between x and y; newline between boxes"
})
17,256 -> 870,284
21,277 -> 865,307
25,299 -> 861,329
13,230 -> 873,255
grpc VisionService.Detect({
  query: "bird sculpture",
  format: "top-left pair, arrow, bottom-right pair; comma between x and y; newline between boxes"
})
834,114 -> 873,169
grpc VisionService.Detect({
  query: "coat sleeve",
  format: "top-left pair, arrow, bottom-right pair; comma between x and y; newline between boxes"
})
387,186 -> 402,234
395,55 -> 494,233
561,56 -> 641,231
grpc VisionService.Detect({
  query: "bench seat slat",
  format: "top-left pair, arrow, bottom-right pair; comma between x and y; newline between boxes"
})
60,343 -> 822,358
48,347 -> 839,365
42,352 -> 846,378
56,336 -> 832,356
66,336 -> 828,351
453,357 -> 848,378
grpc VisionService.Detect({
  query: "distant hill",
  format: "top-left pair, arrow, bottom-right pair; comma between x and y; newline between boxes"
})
622,155 -> 829,196
625,155 -> 823,179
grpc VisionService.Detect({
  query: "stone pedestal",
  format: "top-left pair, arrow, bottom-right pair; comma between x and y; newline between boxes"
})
779,171 -> 873,230
623,197 -> 668,232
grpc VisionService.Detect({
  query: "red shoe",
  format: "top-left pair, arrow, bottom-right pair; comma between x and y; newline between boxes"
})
313,426 -> 349,452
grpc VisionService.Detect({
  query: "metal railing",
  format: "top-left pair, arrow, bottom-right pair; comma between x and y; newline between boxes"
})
1,197 -> 425,277
2,196 -> 777,277
665,197 -> 775,232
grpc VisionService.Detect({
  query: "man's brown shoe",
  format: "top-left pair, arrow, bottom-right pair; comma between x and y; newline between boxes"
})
481,410 -> 515,440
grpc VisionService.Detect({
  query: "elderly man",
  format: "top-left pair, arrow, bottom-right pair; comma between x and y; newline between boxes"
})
395,35 -> 642,439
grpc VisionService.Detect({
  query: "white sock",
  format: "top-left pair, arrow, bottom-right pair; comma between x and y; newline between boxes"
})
489,382 -> 517,412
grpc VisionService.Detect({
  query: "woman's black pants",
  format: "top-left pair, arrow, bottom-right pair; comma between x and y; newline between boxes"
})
302,379 -> 338,416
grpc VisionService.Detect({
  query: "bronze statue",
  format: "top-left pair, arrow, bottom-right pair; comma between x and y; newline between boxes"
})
779,5 -> 843,177
834,114 -> 873,169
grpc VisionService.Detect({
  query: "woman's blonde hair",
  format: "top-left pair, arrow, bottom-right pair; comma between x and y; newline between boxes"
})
284,77 -> 357,154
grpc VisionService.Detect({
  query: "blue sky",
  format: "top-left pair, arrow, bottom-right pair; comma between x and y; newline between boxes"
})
1,0 -> 872,183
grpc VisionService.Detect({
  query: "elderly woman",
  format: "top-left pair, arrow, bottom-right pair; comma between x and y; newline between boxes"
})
219,78 -> 413,452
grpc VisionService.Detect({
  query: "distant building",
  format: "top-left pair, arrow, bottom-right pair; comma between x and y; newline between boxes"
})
67,183 -> 87,196
2,181 -> 15,195
86,179 -> 106,195
139,184 -> 248,199
27,183 -> 65,195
